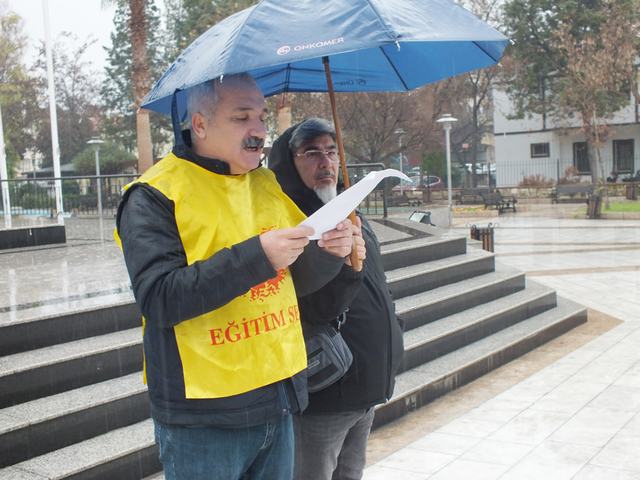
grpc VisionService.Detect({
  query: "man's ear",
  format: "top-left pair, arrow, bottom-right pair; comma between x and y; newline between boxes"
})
191,112 -> 207,139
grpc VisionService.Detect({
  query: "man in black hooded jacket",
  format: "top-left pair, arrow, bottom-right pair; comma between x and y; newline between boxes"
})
269,118 -> 404,480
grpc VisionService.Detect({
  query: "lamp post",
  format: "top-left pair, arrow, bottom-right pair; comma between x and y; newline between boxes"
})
394,128 -> 405,193
436,114 -> 458,226
87,138 -> 104,238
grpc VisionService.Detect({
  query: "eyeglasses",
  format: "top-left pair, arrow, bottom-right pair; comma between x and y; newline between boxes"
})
295,149 -> 339,162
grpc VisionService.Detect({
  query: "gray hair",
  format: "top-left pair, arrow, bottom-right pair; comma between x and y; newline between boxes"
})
289,118 -> 336,152
186,73 -> 258,123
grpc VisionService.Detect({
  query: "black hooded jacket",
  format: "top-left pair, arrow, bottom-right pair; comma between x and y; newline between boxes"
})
269,125 -> 404,413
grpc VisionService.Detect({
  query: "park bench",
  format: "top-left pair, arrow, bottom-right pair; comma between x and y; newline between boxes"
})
456,188 -> 489,205
551,184 -> 593,203
387,192 -> 421,207
482,191 -> 517,214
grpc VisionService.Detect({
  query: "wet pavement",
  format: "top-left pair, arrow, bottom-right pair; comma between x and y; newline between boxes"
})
0,218 -> 131,325
365,212 -> 640,479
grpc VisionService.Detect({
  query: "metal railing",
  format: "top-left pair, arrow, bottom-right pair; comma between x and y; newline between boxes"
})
495,155 -> 640,187
346,163 -> 389,217
0,174 -> 140,218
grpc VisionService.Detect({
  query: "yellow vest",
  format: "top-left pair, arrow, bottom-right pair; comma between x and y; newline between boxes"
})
117,153 -> 308,398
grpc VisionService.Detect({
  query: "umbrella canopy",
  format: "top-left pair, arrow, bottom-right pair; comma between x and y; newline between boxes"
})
142,0 -> 508,119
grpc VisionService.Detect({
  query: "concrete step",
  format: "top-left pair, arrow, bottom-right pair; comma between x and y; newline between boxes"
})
0,328 -> 142,408
387,249 -> 495,298
396,270 -> 526,331
0,373 -> 148,467
380,235 -> 467,271
0,301 -> 140,355
373,297 -> 588,428
0,296 -> 584,480
0,419 -> 159,480
401,283 -> 557,372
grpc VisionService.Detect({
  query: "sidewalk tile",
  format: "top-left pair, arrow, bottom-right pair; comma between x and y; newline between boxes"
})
377,448 -> 455,475
499,441 -> 599,480
363,465 -> 429,480
409,432 -> 481,456
590,433 -> 640,472
488,409 -> 571,445
461,439 -> 533,466
588,385 -> 640,412
549,407 -> 635,447
428,459 -> 508,480
573,465 -> 640,480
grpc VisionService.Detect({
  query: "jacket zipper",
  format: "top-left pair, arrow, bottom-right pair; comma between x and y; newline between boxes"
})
278,382 -> 291,416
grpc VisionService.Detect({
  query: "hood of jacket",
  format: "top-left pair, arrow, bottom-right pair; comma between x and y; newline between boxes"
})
268,123 -> 325,217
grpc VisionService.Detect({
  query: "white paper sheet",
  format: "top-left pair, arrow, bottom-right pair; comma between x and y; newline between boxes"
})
300,169 -> 411,239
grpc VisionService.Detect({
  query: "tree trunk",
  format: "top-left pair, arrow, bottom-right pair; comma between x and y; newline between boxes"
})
471,104 -> 479,188
586,139 -> 602,184
277,105 -> 292,135
129,0 -> 153,173
275,93 -> 293,134
136,110 -> 153,172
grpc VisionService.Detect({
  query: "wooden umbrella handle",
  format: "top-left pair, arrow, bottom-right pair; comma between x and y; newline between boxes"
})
323,56 -> 362,272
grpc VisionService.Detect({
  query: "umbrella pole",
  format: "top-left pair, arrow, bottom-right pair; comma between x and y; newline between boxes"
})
323,56 -> 361,272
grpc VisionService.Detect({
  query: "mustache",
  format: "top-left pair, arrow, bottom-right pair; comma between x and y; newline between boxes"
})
243,137 -> 265,149
315,170 -> 335,180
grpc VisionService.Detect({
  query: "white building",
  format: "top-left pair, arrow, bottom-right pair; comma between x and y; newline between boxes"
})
492,89 -> 640,187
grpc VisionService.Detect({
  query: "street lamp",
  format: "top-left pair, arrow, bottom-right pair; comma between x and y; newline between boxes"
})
87,138 -> 105,237
436,114 -> 458,226
394,128 -> 405,193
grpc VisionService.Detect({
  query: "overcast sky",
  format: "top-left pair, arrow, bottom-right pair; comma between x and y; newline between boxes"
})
7,0 -> 117,73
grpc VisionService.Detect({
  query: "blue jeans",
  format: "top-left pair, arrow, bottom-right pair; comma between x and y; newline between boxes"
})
154,415 -> 294,480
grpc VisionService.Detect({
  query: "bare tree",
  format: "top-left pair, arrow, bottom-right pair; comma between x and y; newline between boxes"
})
458,0 -> 504,187
286,80 -> 457,169
554,0 -> 639,183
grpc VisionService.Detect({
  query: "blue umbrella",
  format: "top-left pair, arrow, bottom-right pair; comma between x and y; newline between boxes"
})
143,0 -> 508,268
142,0 -> 508,118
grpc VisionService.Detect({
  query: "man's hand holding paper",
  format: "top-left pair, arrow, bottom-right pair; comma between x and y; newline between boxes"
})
300,169 -> 410,239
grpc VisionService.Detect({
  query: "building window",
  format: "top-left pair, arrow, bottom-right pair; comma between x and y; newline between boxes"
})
573,142 -> 590,174
530,142 -> 550,158
613,139 -> 634,173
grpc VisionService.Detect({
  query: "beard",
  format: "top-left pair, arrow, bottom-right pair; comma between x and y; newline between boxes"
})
314,184 -> 337,204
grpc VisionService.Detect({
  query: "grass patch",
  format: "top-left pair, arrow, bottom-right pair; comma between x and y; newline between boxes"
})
603,201 -> 640,212
452,205 -> 484,213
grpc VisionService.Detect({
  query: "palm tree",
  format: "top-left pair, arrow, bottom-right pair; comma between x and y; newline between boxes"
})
102,0 -> 153,173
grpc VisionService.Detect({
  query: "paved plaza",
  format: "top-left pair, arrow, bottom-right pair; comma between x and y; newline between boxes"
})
1,209 -> 639,479
365,213 -> 640,479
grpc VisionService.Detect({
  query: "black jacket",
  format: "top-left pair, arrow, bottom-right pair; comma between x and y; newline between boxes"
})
269,125 -> 404,413
116,140 -> 346,427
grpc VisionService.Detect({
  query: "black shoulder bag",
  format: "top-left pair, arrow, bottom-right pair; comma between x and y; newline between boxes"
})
304,311 -> 353,393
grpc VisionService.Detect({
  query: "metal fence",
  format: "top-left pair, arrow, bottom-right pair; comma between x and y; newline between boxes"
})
495,154 -> 640,187
0,163 -> 445,221
346,162 -> 390,217
0,174 -> 140,217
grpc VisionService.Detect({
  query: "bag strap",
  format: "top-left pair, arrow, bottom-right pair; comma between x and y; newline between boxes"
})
335,308 -> 349,331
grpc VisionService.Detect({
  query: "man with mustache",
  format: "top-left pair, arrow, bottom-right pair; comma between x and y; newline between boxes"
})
269,118 -> 405,480
116,76 -> 359,480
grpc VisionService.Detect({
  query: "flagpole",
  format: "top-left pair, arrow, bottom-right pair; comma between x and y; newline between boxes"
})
42,0 -> 64,221
0,104 -> 11,229
323,56 -> 361,272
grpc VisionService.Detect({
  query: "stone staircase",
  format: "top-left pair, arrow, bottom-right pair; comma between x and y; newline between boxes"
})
0,219 -> 587,479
